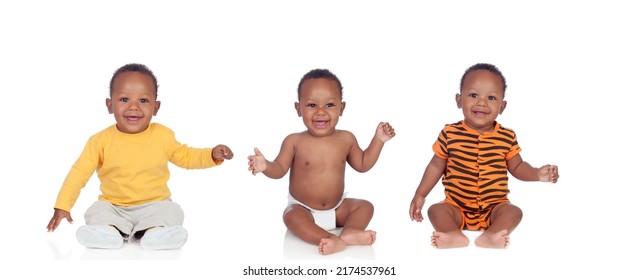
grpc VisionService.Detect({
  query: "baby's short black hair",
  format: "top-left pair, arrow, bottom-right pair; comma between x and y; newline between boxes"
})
109,63 -> 159,96
460,63 -> 507,94
297,69 -> 343,99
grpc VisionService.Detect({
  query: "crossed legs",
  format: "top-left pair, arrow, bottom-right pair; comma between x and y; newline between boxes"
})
283,198 -> 376,255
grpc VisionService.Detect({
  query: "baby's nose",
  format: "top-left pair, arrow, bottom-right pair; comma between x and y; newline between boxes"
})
127,102 -> 140,110
475,97 -> 488,106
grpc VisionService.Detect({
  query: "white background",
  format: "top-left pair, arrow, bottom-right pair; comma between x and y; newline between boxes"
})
1,1 -> 636,279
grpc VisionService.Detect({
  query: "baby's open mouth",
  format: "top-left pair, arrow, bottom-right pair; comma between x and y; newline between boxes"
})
313,120 -> 329,127
126,116 -> 142,121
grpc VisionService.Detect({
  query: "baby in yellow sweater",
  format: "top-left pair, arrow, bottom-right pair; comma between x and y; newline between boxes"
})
46,63 -> 233,249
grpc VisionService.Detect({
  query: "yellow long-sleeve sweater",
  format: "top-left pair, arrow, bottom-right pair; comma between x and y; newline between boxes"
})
54,123 -> 221,212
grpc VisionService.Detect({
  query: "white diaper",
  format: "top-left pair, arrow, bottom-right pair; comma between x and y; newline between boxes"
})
287,193 -> 347,230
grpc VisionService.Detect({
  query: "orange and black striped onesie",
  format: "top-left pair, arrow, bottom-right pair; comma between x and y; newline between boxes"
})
433,121 -> 521,230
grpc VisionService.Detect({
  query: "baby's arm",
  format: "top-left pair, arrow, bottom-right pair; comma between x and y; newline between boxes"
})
347,122 -> 396,172
410,155 -> 446,222
507,154 -> 559,183
248,136 -> 295,179
46,208 -> 73,232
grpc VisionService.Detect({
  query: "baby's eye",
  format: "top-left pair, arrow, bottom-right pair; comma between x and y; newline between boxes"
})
140,99 -> 149,104
119,97 -> 129,102
469,93 -> 478,98
488,96 -> 497,101
326,103 -> 335,108
306,104 -> 316,108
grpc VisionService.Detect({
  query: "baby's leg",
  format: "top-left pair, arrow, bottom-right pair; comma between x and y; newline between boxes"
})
335,198 -> 376,246
283,205 -> 346,255
427,202 -> 468,249
475,203 -> 522,249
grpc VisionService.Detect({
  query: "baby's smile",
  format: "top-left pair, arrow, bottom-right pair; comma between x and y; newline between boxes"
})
125,115 -> 142,122
472,110 -> 489,117
313,120 -> 329,128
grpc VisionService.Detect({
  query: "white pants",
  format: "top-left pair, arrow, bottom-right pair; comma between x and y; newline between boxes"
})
84,199 -> 184,242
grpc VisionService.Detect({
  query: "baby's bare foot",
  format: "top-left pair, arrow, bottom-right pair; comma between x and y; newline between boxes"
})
340,229 -> 376,246
431,231 -> 469,249
318,235 -> 347,255
475,229 -> 509,249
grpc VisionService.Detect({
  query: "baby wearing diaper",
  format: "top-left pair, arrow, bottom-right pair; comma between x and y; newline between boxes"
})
248,69 -> 395,255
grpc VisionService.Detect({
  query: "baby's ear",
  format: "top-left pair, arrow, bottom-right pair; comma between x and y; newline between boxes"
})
294,102 -> 302,117
499,100 -> 507,114
340,101 -> 346,116
105,98 -> 114,114
153,100 -> 161,116
455,94 -> 462,109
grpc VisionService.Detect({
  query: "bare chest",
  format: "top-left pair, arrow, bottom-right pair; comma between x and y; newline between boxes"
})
293,138 -> 350,168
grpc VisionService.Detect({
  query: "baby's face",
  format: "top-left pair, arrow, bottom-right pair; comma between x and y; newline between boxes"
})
456,70 -> 506,134
295,78 -> 345,137
106,72 -> 160,134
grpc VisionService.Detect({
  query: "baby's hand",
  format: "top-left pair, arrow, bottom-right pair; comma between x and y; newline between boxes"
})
47,208 -> 73,232
248,147 -> 267,175
538,164 -> 559,183
375,122 -> 396,143
212,144 -> 234,161
409,195 -> 425,222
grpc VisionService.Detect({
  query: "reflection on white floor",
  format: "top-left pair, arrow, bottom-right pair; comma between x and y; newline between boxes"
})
48,239 -> 182,260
